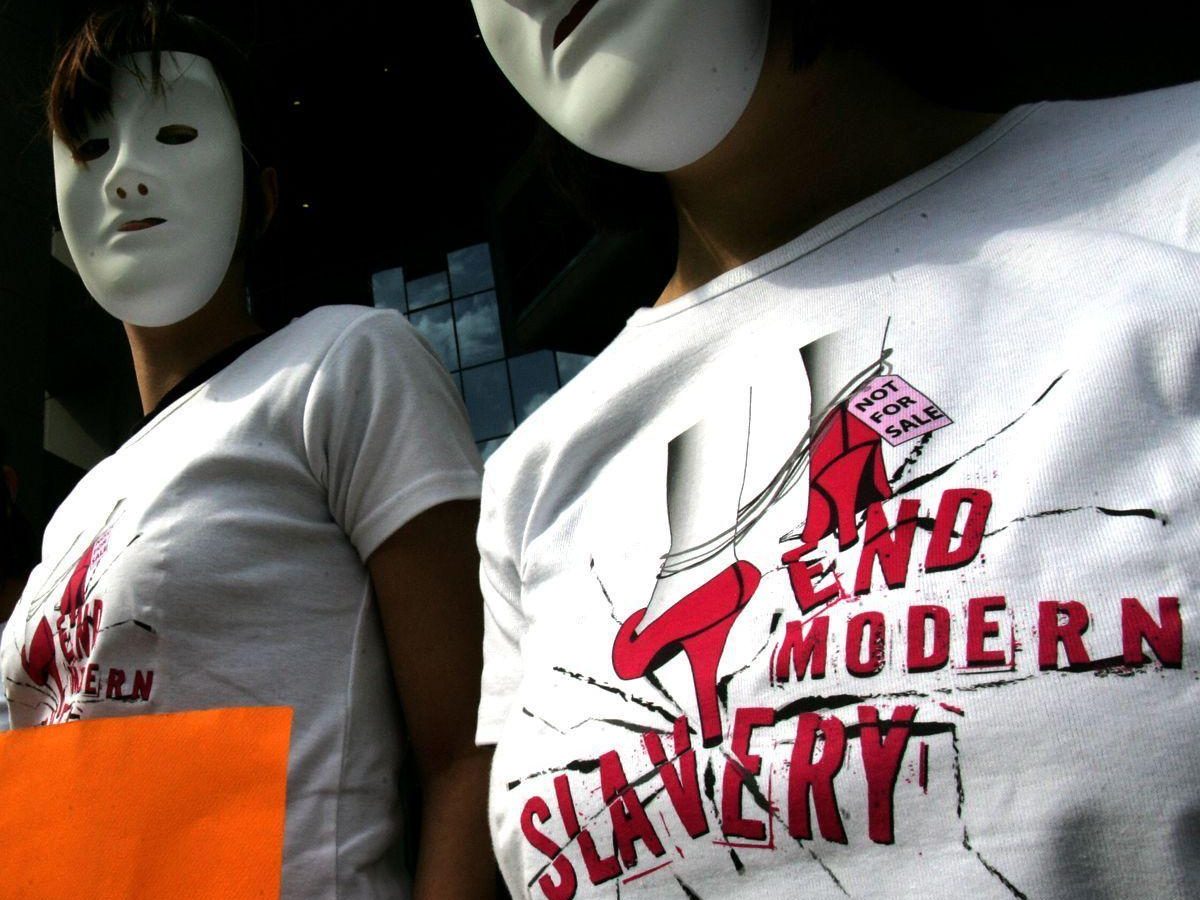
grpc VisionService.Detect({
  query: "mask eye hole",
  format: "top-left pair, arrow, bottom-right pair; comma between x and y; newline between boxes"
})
156,124 -> 198,145
75,137 -> 110,162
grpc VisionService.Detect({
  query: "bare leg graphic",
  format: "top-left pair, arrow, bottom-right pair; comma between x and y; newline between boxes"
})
612,395 -> 762,747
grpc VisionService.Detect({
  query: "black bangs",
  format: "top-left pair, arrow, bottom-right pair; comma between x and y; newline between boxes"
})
49,2 -> 257,161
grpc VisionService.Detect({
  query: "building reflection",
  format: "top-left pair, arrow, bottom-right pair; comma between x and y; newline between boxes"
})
372,243 -> 592,461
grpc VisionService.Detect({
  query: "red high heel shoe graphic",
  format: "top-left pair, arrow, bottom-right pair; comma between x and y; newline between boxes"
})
21,539 -> 97,688
19,617 -> 58,690
612,560 -> 761,747
800,404 -> 892,550
19,539 -> 98,722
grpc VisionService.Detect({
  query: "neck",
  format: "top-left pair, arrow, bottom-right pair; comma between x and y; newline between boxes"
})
124,261 -> 262,414
657,32 -> 1001,305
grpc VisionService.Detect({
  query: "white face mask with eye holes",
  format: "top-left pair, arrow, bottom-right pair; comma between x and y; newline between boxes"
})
52,51 -> 244,328
471,0 -> 772,172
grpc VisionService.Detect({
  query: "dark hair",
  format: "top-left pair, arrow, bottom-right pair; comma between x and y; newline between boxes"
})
48,1 -> 269,240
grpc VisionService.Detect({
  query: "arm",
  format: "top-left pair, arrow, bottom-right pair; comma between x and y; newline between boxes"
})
368,499 -> 497,900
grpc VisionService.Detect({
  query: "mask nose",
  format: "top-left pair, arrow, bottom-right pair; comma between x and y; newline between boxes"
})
103,146 -> 157,206
114,182 -> 150,201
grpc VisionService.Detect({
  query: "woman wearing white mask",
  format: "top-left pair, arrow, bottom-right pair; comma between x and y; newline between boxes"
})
2,5 -> 494,897
471,2 -> 1200,898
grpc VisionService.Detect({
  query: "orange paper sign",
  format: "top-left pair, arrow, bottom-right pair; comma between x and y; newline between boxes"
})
0,706 -> 292,899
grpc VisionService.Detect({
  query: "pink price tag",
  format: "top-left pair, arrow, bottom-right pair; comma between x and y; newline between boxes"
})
847,375 -> 952,446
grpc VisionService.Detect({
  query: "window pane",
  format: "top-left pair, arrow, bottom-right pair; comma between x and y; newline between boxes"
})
556,351 -> 593,384
461,361 -> 514,441
408,303 -> 458,371
448,243 -> 495,297
478,438 -> 506,462
509,351 -> 559,424
407,271 -> 450,311
453,291 -> 504,368
371,266 -> 407,312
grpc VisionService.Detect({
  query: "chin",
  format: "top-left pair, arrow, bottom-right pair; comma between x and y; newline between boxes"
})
554,76 -> 652,157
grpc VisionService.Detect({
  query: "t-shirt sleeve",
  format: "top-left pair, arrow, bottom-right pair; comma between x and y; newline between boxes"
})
475,475 -> 527,745
303,310 -> 483,561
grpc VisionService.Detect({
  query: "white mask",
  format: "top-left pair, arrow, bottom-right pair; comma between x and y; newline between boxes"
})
471,0 -> 771,172
52,52 -> 244,327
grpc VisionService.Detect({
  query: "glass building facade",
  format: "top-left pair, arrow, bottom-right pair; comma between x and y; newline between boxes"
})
372,243 -> 592,460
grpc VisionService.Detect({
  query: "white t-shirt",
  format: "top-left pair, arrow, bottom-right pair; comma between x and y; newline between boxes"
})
2,306 -> 482,898
477,84 -> 1200,899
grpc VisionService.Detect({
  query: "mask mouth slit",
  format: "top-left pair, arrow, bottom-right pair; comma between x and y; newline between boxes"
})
553,0 -> 601,50
117,217 -> 167,232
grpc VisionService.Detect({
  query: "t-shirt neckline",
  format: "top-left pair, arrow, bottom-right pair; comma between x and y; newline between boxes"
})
626,103 -> 1041,329
130,332 -> 270,438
